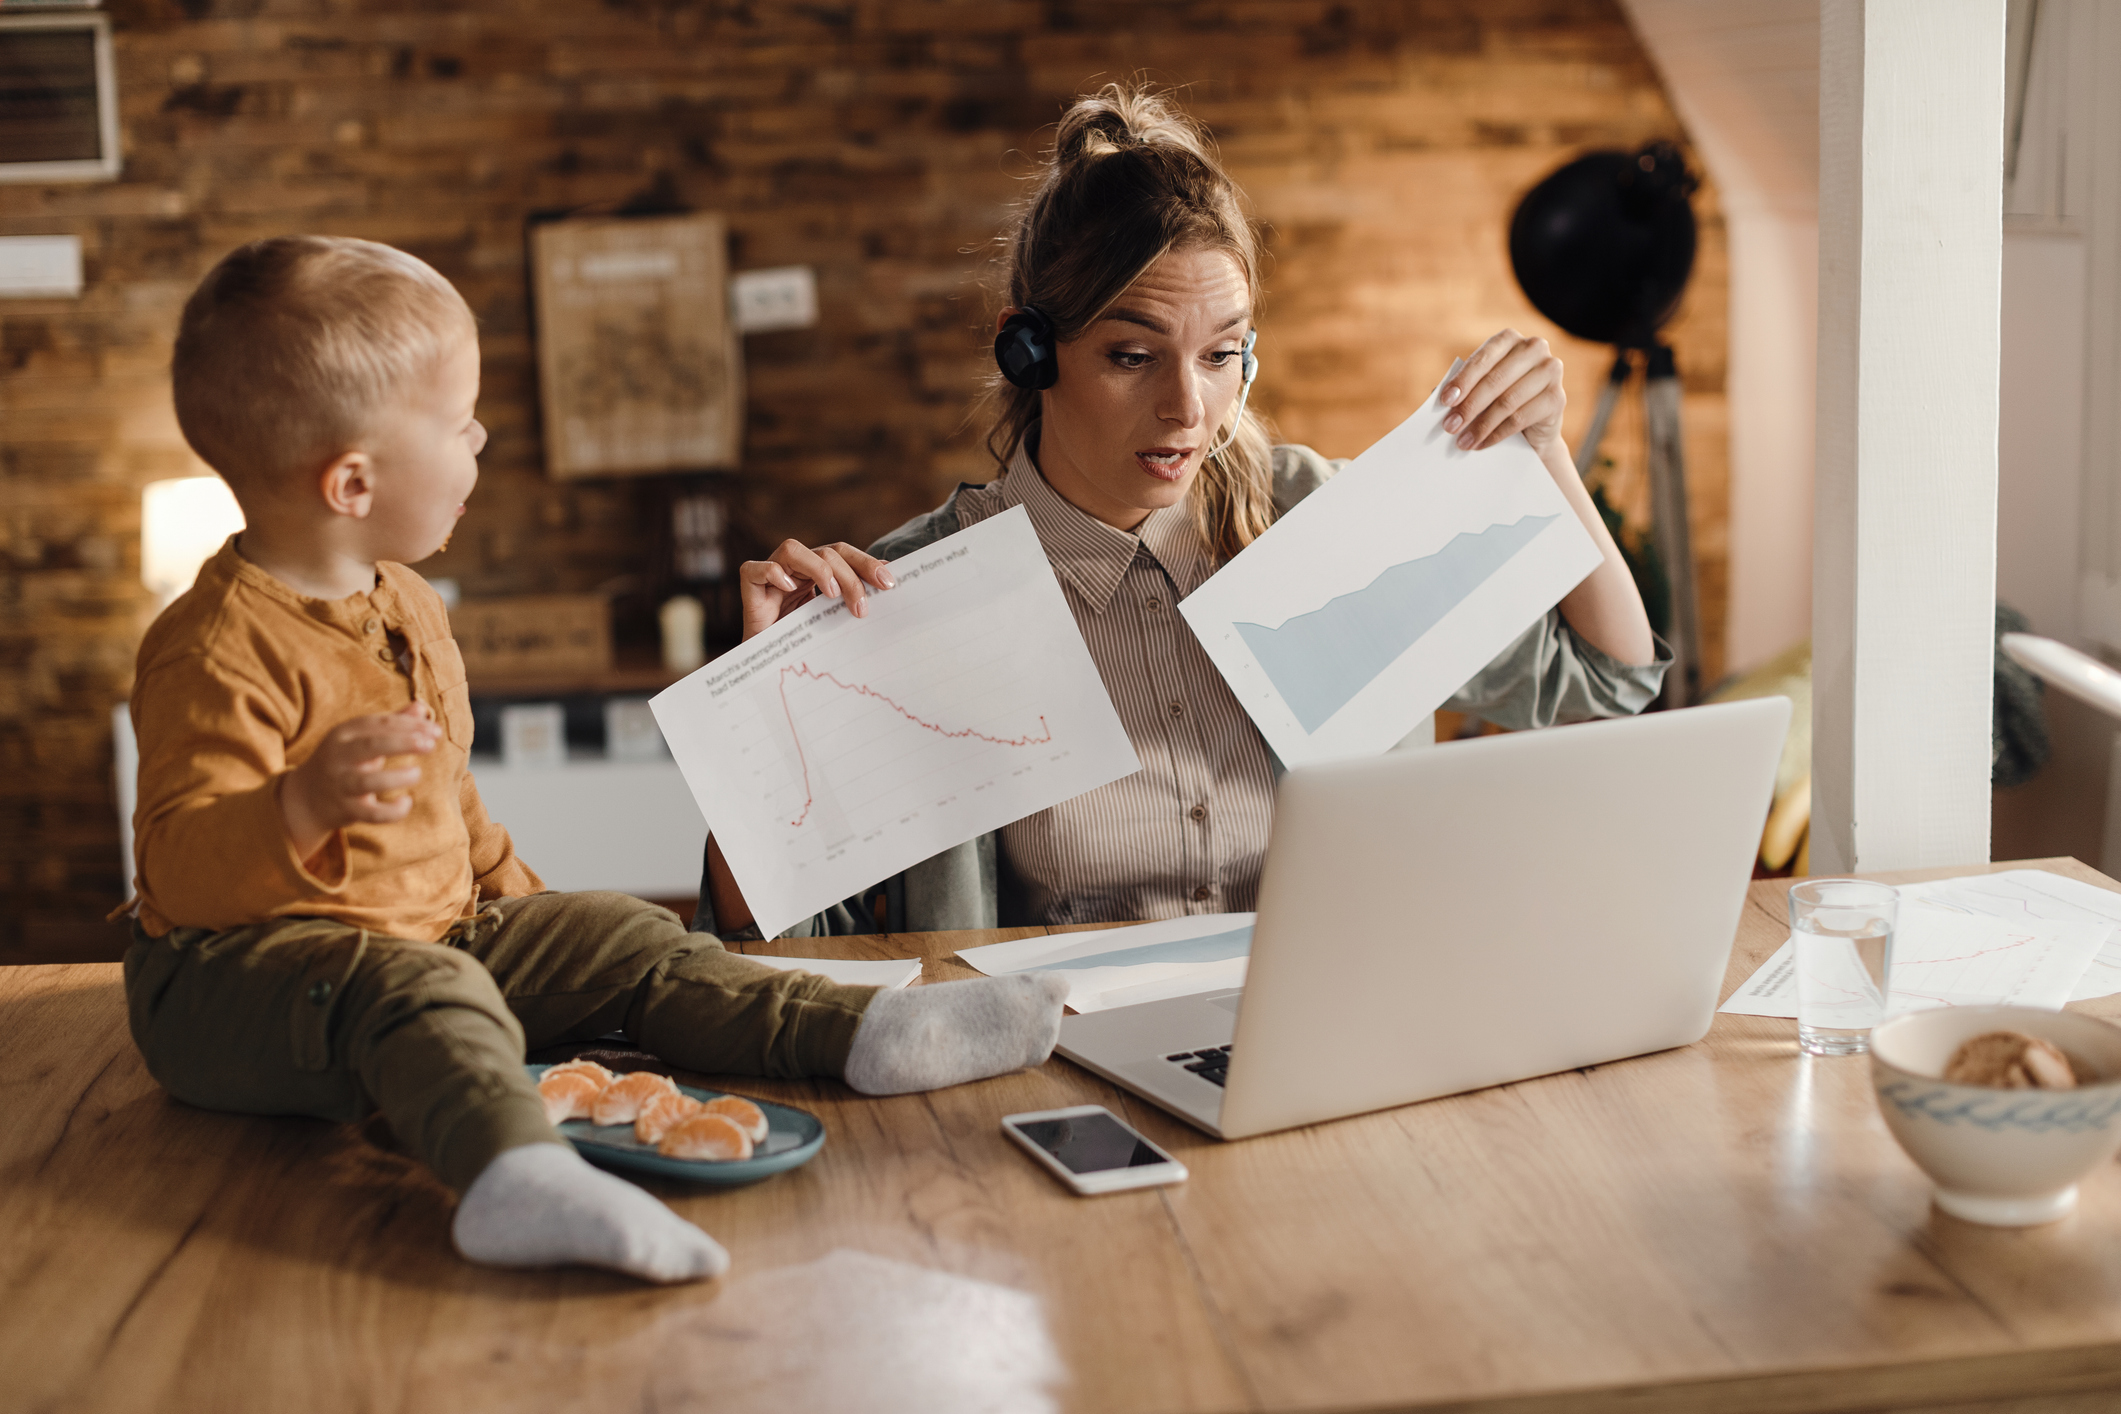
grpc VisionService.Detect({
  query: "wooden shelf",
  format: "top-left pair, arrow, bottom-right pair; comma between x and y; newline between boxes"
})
464,647 -> 725,700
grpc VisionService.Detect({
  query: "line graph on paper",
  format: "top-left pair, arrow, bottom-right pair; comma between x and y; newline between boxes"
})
651,505 -> 1139,940
1902,870 -> 2121,1002
757,644 -> 1060,843
1883,913 -> 2088,1013
1722,895 -> 2111,1020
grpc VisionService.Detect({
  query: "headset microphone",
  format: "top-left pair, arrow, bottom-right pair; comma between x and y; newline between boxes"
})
1204,328 -> 1260,463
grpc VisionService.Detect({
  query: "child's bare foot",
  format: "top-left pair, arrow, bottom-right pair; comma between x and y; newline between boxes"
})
842,973 -> 1068,1095
451,1142 -> 728,1283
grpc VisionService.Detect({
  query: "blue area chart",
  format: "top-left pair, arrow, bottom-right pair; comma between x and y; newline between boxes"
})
1036,927 -> 1255,971
1234,514 -> 1559,733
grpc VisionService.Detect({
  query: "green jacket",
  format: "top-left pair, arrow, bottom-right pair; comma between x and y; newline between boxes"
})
694,444 -> 1670,939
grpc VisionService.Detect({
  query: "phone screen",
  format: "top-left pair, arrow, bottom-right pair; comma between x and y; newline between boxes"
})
1013,1111 -> 1167,1174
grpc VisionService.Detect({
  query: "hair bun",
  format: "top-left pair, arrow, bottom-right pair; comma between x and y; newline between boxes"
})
1054,83 -> 1210,168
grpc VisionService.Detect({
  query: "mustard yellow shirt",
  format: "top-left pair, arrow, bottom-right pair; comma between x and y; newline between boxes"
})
130,539 -> 542,941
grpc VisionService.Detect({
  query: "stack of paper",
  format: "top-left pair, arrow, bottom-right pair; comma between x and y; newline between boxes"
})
956,914 -> 1255,1013
744,954 -> 924,990
1720,869 -> 2121,1018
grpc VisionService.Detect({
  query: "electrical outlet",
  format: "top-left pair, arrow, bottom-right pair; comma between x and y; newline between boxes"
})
729,265 -> 818,333
0,235 -> 82,298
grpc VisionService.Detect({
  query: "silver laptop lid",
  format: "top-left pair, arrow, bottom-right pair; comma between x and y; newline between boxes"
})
1216,697 -> 1789,1139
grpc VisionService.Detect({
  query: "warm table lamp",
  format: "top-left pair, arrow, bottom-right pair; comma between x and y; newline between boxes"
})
141,475 -> 244,609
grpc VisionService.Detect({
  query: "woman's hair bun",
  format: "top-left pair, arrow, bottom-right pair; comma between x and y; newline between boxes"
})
1055,83 -> 1211,167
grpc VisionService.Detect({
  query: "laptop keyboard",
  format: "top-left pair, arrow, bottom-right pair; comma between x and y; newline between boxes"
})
1164,1045 -> 1232,1087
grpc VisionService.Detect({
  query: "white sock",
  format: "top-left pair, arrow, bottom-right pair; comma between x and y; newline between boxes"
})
842,972 -> 1068,1095
451,1142 -> 729,1284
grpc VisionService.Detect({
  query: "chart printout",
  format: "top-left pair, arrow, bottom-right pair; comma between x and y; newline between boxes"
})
1178,384 -> 1604,767
650,506 -> 1139,940
1719,896 -> 2109,1019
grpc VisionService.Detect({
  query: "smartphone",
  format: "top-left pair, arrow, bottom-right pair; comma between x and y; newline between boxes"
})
1001,1105 -> 1188,1195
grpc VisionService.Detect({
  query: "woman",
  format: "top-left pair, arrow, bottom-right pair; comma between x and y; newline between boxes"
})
699,85 -> 1666,939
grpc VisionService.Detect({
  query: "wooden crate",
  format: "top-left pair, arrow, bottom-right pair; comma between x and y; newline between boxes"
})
449,595 -> 611,687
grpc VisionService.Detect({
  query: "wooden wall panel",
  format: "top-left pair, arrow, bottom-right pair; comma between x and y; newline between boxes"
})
0,0 -> 1726,962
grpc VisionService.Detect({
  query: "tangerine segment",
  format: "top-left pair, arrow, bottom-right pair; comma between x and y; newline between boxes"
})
592,1070 -> 679,1127
703,1095 -> 769,1144
658,1112 -> 754,1161
635,1091 -> 704,1144
537,1069 -> 603,1125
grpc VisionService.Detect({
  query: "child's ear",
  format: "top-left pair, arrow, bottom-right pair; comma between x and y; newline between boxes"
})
318,451 -> 375,519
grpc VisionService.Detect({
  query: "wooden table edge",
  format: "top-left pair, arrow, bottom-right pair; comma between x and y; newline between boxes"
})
1307,1339 -> 2121,1414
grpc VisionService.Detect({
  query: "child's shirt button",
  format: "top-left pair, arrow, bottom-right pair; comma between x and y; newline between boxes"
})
307,980 -> 333,1004
376,648 -> 394,663
362,617 -> 380,633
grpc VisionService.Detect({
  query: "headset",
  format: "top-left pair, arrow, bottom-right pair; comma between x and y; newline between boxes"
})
994,305 -> 1259,461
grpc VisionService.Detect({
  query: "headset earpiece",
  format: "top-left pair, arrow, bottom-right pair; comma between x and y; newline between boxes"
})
994,306 -> 1060,391
1206,329 -> 1261,463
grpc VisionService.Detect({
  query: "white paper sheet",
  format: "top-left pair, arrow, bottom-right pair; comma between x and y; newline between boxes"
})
1719,897 -> 2110,1018
1177,383 -> 1604,767
955,913 -> 1255,1014
742,954 -> 923,989
1901,869 -> 2121,1001
651,506 -> 1140,940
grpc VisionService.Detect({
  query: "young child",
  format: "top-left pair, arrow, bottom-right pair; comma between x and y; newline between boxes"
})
125,235 -> 1067,1283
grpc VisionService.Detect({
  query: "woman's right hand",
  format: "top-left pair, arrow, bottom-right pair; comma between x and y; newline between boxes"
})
738,540 -> 897,641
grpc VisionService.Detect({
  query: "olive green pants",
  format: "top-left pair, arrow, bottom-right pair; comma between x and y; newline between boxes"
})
122,891 -> 878,1192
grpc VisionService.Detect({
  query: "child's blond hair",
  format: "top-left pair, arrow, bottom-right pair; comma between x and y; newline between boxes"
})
172,236 -> 476,492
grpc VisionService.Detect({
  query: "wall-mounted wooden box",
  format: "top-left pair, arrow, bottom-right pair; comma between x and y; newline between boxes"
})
450,595 -> 611,687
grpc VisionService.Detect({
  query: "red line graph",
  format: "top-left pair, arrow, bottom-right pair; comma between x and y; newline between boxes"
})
778,661 -> 1052,826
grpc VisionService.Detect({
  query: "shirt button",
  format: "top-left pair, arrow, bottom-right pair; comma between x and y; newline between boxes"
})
1169,701 -> 1183,718
362,617 -> 380,634
1146,598 -> 1162,611
1191,885 -> 1212,903
377,647 -> 395,663
307,980 -> 333,1005
1189,804 -> 1207,822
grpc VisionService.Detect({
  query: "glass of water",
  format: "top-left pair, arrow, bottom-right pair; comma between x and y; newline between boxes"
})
1790,879 -> 1898,1056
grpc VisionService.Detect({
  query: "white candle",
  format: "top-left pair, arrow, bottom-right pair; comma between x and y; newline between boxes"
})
659,595 -> 706,673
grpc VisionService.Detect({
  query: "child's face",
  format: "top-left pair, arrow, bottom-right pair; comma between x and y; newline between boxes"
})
361,335 -> 486,564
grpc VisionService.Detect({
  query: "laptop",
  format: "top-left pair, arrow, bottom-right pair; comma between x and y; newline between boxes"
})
1056,697 -> 1790,1140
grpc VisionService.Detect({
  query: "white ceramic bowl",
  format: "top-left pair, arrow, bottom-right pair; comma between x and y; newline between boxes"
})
1869,1005 -> 2121,1226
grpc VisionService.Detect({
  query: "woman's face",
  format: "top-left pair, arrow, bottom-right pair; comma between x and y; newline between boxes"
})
1020,246 -> 1252,531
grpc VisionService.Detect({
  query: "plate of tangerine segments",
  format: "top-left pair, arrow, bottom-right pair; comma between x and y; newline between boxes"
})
528,1061 -> 825,1186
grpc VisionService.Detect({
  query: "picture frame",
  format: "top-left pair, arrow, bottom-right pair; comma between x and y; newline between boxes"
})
0,12 -> 120,185
529,212 -> 743,479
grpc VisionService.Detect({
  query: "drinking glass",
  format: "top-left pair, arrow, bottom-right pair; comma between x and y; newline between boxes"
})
1789,879 -> 1898,1056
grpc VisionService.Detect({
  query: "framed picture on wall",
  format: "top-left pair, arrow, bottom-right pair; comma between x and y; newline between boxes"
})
0,11 -> 121,184
530,212 -> 743,479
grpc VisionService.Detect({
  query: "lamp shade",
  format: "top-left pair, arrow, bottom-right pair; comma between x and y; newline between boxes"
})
1999,633 -> 2121,721
141,476 -> 244,606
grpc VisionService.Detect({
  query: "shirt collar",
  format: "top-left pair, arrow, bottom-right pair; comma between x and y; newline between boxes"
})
204,535 -> 403,631
1001,432 -> 1216,612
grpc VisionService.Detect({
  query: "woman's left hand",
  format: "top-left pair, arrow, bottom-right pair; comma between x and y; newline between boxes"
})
1437,329 -> 1567,458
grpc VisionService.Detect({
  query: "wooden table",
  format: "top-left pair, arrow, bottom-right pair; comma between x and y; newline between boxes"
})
12,859 -> 2121,1414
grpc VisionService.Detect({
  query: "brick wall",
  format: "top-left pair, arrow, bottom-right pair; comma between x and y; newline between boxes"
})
0,0 -> 1725,963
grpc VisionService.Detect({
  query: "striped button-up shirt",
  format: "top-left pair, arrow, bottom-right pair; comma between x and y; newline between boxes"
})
952,445 -> 1276,926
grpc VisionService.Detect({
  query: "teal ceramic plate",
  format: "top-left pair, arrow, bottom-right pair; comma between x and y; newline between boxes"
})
527,1064 -> 825,1186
